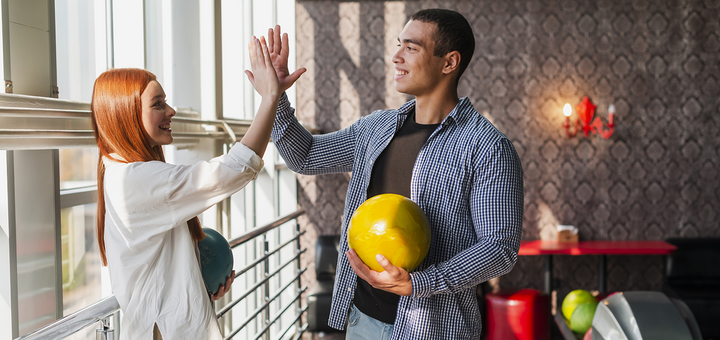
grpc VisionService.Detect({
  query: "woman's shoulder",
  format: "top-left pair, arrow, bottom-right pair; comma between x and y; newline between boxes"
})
103,159 -> 178,199
104,158 -> 176,177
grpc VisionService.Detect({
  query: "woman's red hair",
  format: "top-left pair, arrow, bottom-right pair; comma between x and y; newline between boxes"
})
91,68 -> 204,266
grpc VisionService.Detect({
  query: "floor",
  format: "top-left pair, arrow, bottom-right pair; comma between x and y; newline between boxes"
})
307,329 -> 568,340
310,331 -> 345,340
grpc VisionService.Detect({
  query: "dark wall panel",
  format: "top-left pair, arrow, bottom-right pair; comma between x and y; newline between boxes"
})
293,0 -> 720,295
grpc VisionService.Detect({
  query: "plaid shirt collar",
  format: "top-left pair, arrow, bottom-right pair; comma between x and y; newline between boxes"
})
394,96 -> 473,129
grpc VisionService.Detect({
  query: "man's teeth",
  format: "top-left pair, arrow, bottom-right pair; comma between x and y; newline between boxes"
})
396,70 -> 407,76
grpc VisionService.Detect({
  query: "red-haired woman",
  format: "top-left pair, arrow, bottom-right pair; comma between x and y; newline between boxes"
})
91,36 -> 303,339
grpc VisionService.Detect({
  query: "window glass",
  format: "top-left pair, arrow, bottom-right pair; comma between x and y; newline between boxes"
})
61,203 -> 109,339
55,0 -> 108,102
59,148 -> 98,190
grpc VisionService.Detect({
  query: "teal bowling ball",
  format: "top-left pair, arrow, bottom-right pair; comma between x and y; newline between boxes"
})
198,228 -> 234,295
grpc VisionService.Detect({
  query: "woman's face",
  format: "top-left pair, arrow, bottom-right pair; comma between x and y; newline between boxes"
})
141,80 -> 175,146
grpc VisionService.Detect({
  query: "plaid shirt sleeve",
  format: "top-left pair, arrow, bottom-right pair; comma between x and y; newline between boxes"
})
271,93 -> 357,175
410,138 -> 524,298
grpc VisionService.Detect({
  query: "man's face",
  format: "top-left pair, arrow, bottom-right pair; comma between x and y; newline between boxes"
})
392,20 -> 446,97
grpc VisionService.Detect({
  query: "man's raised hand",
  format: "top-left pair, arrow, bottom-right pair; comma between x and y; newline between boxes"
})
264,25 -> 306,93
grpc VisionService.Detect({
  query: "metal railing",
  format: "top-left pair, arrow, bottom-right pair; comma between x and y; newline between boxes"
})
0,92 -> 252,150
14,210 -> 308,340
14,296 -> 120,340
219,209 -> 309,340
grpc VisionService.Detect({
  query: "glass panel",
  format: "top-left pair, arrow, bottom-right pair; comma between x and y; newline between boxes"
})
59,148 -> 98,190
55,0 -> 108,102
61,203 -> 109,340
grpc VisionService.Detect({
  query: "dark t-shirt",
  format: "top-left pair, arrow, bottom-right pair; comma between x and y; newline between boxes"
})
353,109 -> 439,324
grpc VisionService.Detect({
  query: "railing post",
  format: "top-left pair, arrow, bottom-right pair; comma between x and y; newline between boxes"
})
95,317 -> 114,340
294,221 -> 303,337
262,237 -> 270,340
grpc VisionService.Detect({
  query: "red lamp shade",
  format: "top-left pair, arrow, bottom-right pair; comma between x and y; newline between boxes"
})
562,96 -> 614,139
576,96 -> 597,136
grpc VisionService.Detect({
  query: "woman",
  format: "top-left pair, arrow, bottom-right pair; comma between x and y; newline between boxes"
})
91,37 -> 302,339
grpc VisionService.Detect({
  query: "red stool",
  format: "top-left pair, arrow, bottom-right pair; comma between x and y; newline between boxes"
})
484,289 -> 550,340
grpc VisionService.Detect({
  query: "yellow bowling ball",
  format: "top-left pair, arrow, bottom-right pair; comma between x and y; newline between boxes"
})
348,194 -> 431,272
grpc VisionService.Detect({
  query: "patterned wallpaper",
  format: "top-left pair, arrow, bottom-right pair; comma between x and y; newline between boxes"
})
292,0 -> 720,302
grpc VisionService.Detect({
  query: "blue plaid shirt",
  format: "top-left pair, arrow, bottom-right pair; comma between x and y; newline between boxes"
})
271,93 -> 524,339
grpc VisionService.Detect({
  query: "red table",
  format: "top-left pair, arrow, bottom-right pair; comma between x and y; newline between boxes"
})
519,240 -> 677,294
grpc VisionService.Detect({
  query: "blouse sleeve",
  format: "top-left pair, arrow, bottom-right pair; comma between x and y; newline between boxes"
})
106,142 -> 263,234
163,142 -> 264,227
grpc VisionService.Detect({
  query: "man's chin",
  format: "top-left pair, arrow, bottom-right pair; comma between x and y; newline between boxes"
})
394,85 -> 412,96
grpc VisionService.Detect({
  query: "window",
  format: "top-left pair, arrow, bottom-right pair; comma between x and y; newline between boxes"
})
1,0 -> 300,338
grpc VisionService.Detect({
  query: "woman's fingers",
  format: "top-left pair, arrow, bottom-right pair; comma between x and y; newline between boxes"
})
254,37 -> 264,69
211,271 -> 236,301
248,38 -> 259,71
211,285 -> 223,301
246,33 -> 280,98
262,41 -> 273,68
227,271 -> 235,286
244,70 -> 255,86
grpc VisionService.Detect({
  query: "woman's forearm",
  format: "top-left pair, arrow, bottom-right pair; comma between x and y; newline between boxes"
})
239,96 -> 280,158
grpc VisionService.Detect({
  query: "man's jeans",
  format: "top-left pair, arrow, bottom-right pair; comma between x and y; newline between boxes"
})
345,304 -> 394,340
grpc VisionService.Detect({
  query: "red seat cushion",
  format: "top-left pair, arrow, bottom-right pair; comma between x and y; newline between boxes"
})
484,289 -> 550,340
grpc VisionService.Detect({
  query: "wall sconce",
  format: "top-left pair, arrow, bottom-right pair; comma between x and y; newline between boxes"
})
562,96 -> 615,139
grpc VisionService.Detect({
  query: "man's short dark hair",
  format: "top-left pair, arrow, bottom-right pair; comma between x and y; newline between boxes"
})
410,9 -> 475,84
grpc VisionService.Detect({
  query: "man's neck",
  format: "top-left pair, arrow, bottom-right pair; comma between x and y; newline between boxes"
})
414,87 -> 460,125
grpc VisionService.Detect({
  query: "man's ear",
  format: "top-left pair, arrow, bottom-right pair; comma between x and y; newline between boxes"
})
442,51 -> 461,75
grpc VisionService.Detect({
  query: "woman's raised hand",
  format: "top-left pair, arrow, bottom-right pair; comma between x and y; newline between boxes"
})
245,36 -> 281,101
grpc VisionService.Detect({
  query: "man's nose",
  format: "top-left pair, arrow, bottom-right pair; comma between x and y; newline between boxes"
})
392,49 -> 402,64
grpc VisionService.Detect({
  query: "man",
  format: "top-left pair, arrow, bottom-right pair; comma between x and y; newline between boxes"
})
267,8 -> 523,339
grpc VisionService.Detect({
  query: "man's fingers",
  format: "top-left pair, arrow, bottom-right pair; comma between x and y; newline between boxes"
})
281,32 -> 290,59
274,25 -> 282,55
283,68 -> 307,87
346,249 -> 371,282
346,250 -> 412,296
376,254 -> 393,271
375,254 -> 401,279
267,28 -> 274,54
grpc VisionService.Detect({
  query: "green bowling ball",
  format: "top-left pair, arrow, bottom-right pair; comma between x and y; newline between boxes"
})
198,228 -> 234,295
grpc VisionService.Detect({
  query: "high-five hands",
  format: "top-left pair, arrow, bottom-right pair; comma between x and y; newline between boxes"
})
263,25 -> 307,93
346,249 -> 413,296
245,37 -> 280,101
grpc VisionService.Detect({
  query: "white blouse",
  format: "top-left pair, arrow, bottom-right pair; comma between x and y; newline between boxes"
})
103,143 -> 263,339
